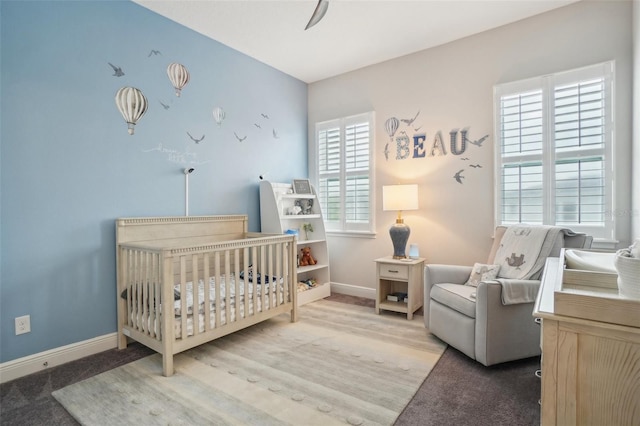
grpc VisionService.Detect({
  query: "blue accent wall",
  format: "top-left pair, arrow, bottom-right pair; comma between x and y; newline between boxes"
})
0,1 -> 308,362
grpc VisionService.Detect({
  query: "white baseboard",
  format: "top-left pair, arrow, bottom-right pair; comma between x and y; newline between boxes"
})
330,282 -> 376,300
0,333 -> 117,384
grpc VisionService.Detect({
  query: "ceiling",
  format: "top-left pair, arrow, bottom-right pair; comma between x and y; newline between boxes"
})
134,0 -> 579,83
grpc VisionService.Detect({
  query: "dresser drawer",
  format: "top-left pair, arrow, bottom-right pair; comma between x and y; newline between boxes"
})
379,263 -> 409,280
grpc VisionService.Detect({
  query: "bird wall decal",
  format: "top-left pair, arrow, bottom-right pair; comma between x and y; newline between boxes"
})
187,132 -> 205,144
453,169 -> 465,184
469,135 -> 489,147
401,110 -> 420,126
108,62 -> 124,77
234,132 -> 247,142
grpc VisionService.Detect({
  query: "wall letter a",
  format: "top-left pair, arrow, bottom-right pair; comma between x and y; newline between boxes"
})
429,131 -> 447,156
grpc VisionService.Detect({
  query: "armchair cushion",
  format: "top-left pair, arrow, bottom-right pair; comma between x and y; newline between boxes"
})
465,263 -> 501,287
430,284 -> 477,318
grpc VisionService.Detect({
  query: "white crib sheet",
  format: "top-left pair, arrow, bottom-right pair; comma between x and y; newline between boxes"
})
173,275 -> 283,316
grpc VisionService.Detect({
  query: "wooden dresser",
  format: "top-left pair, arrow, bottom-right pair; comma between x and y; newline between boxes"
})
533,256 -> 640,426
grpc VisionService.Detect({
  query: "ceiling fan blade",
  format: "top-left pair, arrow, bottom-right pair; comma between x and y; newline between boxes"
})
305,0 -> 329,30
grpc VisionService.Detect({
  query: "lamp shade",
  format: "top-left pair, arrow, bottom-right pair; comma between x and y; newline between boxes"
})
382,185 -> 419,212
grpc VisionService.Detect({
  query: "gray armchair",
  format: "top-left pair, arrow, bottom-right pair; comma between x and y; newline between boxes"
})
424,226 -> 592,366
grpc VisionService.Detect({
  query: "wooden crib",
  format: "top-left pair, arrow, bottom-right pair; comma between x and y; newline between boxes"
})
116,215 -> 297,376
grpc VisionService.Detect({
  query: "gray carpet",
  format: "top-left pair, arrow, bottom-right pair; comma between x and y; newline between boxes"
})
52,300 -> 446,425
395,347 -> 540,426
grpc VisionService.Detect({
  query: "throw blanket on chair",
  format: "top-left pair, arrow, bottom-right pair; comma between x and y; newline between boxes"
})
494,225 -> 565,305
495,225 -> 560,280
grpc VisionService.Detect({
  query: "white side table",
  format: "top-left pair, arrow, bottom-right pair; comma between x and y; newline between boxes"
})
374,256 -> 425,320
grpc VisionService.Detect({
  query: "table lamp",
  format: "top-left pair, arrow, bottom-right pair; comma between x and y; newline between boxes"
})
382,184 -> 419,259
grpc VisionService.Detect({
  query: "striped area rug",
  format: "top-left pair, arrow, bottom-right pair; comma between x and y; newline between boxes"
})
53,300 -> 446,425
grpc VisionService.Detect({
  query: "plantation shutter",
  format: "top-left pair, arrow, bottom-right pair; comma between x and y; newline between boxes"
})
553,78 -> 606,226
344,120 -> 370,225
494,61 -> 613,240
316,112 -> 374,233
318,124 -> 341,223
499,90 -> 544,223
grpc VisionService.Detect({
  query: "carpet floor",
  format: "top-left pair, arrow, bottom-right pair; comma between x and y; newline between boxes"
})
0,295 -> 541,426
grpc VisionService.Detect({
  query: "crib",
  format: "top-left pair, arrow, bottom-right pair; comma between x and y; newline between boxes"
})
116,215 -> 297,376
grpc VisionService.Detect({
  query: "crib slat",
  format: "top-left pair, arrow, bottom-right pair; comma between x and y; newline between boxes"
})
203,253 -> 211,332
251,245 -> 258,314
135,250 -> 142,330
214,252 -> 221,329
125,249 -> 132,327
224,250 -> 231,325
143,251 -> 149,336
150,252 -> 158,339
234,249 -> 241,322
253,246 -> 267,312
192,254 -> 200,336
267,243 -> 273,310
276,242 -> 282,307
243,247 -> 250,319
180,255 -> 187,340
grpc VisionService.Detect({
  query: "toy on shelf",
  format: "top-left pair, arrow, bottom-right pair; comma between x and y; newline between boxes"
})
297,278 -> 318,292
299,246 -> 317,266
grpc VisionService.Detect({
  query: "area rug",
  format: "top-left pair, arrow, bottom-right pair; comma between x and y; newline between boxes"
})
53,300 -> 445,426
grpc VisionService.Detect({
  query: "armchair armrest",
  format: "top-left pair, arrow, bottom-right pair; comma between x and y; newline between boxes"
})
423,264 -> 472,328
493,278 -> 541,305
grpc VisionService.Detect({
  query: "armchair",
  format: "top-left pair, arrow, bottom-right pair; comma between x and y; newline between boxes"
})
424,225 -> 592,366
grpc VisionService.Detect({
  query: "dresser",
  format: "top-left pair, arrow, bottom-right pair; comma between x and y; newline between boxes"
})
533,256 -> 640,426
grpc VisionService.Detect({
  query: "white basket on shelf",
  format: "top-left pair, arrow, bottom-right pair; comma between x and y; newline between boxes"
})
615,248 -> 640,299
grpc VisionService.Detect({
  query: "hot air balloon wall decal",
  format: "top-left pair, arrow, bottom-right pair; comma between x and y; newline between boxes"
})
115,86 -> 148,135
167,62 -> 190,97
212,106 -> 226,127
383,117 -> 399,160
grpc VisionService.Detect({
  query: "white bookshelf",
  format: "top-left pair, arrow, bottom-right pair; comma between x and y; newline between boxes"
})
259,180 -> 331,305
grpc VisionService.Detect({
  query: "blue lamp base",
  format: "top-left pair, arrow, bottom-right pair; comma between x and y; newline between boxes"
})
389,222 -> 410,259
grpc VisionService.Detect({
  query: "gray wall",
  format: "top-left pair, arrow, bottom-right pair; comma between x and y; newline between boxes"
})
309,0 -> 634,295
0,1 -> 307,363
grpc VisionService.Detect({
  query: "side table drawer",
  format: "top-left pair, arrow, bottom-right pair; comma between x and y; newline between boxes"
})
379,263 -> 409,280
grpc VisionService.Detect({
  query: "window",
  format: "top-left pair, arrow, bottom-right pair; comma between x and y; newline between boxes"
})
314,112 -> 375,234
494,62 -> 614,240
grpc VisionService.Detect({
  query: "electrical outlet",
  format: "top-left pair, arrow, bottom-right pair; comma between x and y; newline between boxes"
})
15,315 -> 31,335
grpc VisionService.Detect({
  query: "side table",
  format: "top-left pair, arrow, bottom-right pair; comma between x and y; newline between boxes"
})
375,256 -> 425,320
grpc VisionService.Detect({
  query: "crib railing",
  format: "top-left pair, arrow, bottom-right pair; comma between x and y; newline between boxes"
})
117,234 -> 296,347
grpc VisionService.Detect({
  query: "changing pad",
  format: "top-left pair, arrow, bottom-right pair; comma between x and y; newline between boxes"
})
564,249 -> 616,273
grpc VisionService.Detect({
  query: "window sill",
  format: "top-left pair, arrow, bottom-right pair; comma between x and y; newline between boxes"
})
591,238 -> 620,251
